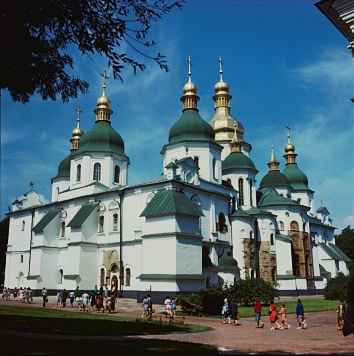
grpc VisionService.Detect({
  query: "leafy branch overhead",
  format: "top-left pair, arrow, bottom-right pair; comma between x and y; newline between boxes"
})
0,0 -> 184,102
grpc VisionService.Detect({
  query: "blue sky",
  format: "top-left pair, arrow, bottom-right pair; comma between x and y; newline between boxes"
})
1,0 -> 354,230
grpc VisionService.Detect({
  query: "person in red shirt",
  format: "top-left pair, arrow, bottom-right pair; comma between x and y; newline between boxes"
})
254,298 -> 264,328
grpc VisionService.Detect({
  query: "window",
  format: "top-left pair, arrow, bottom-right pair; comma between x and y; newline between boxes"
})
60,222 -> 65,237
249,179 -> 253,207
279,221 -> 284,231
125,268 -> 131,287
193,156 -> 199,169
112,213 -> 118,231
56,187 -> 60,200
297,198 -> 301,204
20,255 -> 23,263
238,178 -> 244,206
21,220 -> 25,231
58,269 -> 63,284
93,162 -> 101,181
217,212 -> 228,233
98,215 -> 104,233
76,164 -> 81,182
213,159 -> 217,180
114,165 -> 120,184
270,233 -> 274,246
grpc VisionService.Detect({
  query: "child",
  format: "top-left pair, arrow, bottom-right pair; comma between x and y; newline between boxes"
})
254,298 -> 264,328
221,298 -> 231,324
230,301 -> 240,326
269,301 -> 281,330
296,299 -> 305,330
279,304 -> 290,329
337,303 -> 345,331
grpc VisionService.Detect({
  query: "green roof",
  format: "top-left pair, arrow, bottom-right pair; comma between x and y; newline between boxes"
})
222,151 -> 258,175
260,170 -> 291,189
276,234 -> 292,244
168,109 -> 215,144
67,203 -> 98,228
76,121 -> 125,156
283,163 -> 308,190
319,264 -> 331,280
246,207 -> 275,216
53,153 -> 72,180
319,243 -> 350,262
218,248 -> 238,272
140,189 -> 203,218
33,210 -> 59,234
231,209 -> 251,218
258,188 -> 299,208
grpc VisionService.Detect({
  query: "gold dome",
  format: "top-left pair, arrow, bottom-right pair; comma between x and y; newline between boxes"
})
214,79 -> 229,92
95,70 -> 113,122
283,127 -> 297,164
71,108 -> 84,151
180,56 -> 199,110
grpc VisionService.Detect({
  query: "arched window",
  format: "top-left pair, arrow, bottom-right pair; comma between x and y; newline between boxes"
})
249,179 -> 253,207
93,162 -> 101,181
76,164 -> 81,182
212,159 -> 217,180
58,269 -> 63,284
238,178 -> 244,206
60,222 -> 65,237
21,220 -> 25,231
193,156 -> 199,169
98,215 -> 104,233
125,268 -> 131,287
112,213 -> 118,231
100,268 -> 105,287
114,165 -> 120,184
270,233 -> 274,246
217,212 -> 227,233
20,255 -> 23,263
56,187 -> 60,200
279,221 -> 284,231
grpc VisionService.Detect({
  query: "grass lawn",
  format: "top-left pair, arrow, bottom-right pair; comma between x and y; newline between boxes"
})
0,305 -> 209,336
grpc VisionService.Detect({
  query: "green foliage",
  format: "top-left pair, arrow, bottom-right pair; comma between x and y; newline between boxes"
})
335,226 -> 354,261
324,273 -> 348,302
226,278 -> 279,306
1,0 -> 183,102
179,279 -> 278,315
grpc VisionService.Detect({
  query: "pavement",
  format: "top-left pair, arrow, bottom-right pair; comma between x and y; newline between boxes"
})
1,297 -> 354,355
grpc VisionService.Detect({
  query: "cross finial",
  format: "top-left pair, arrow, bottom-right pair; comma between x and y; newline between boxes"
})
187,56 -> 192,81
232,122 -> 239,143
270,145 -> 276,161
286,126 -> 292,144
219,56 -> 223,81
75,106 -> 83,128
100,69 -> 109,96
29,182 -> 34,191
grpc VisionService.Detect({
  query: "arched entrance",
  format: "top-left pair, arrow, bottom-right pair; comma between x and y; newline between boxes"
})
110,263 -> 119,296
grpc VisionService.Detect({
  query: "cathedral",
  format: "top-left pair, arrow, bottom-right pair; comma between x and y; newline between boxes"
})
4,57 -> 350,300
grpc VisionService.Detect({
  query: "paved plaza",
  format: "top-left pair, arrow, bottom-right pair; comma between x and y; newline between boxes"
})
1,297 -> 354,355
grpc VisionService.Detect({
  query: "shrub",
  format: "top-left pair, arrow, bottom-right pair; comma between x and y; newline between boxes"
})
226,278 -> 279,305
324,273 -> 348,302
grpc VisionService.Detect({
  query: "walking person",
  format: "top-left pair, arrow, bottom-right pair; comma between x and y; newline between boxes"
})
269,301 -> 281,331
254,298 -> 264,328
230,300 -> 240,325
69,290 -> 75,307
81,291 -> 89,312
221,298 -> 231,324
171,297 -> 177,319
296,299 -> 307,329
142,295 -> 150,319
62,289 -> 68,308
279,304 -> 290,329
41,287 -> 48,307
164,296 -> 172,320
337,302 -> 345,331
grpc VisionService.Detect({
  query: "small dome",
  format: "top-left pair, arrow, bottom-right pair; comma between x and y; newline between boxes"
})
169,109 -> 214,144
72,127 -> 83,136
183,80 -> 197,93
54,154 -> 72,179
222,151 -> 258,175
285,143 -> 295,153
96,94 -> 111,106
283,164 -> 308,190
214,79 -> 229,92
77,121 -> 125,155
260,170 -> 291,189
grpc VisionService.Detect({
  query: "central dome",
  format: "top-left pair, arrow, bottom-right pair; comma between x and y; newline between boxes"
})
77,121 -> 125,155
260,170 -> 291,189
168,109 -> 215,144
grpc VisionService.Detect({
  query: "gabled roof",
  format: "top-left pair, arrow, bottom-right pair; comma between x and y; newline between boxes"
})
140,189 -> 203,218
32,210 -> 59,234
276,234 -> 292,244
67,203 -> 99,229
319,242 -> 351,262
258,188 -> 299,208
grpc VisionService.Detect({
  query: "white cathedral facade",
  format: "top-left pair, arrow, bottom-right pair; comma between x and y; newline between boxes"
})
4,58 -> 350,300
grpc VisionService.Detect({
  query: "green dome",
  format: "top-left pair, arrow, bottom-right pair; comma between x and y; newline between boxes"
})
258,187 -> 298,208
283,164 -> 308,190
54,154 -> 72,179
77,121 -> 125,156
259,170 -> 291,189
222,151 -> 258,175
169,109 -> 214,144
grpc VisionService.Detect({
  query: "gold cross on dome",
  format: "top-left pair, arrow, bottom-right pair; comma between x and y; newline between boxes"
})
187,56 -> 192,80
219,56 -> 223,81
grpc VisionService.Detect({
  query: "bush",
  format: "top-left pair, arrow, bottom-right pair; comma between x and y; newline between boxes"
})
226,278 -> 279,306
324,273 -> 348,302
179,279 -> 278,315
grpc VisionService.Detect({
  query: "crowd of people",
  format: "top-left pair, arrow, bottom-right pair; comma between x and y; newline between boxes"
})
1,286 -> 33,303
221,298 -> 309,330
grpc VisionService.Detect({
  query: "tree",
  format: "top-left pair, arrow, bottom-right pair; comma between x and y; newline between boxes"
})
336,226 -> 354,261
0,0 -> 183,103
